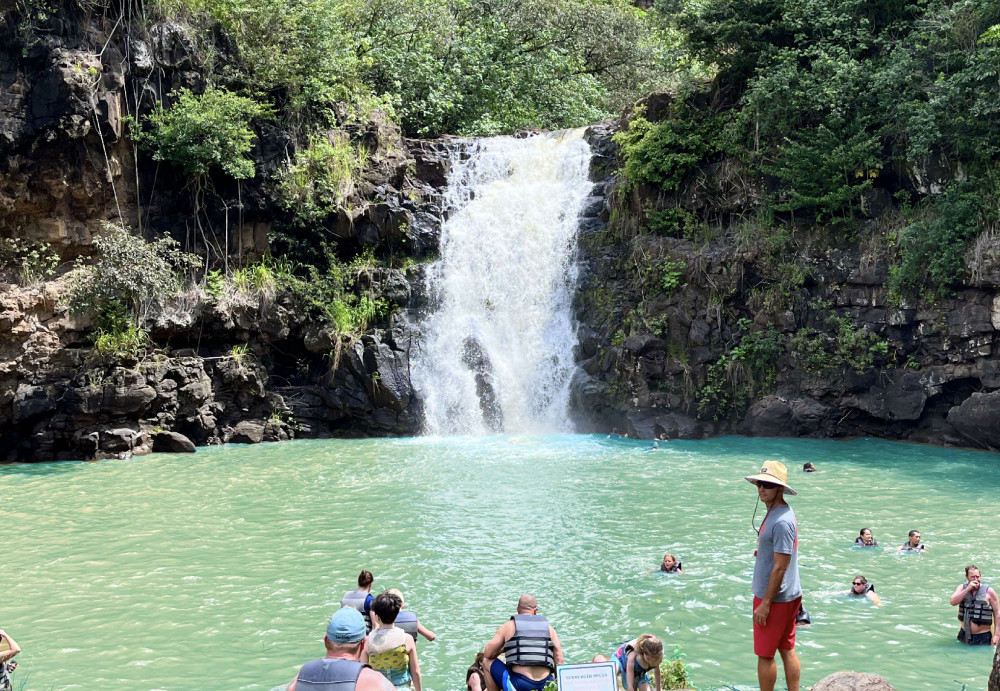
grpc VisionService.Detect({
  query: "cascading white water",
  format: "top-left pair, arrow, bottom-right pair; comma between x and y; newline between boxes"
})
412,130 -> 593,435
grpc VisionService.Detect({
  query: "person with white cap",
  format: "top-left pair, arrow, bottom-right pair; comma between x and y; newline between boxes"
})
287,607 -> 392,691
745,460 -> 802,691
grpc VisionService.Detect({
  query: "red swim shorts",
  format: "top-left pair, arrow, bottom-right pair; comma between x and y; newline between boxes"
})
753,596 -> 801,658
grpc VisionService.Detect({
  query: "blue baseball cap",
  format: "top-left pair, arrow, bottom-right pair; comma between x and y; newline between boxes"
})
327,607 -> 366,643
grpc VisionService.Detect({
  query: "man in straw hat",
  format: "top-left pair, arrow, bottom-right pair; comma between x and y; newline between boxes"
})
745,460 -> 802,691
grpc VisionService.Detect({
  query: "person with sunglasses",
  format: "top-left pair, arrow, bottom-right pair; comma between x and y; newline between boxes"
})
744,460 -> 802,691
843,576 -> 882,605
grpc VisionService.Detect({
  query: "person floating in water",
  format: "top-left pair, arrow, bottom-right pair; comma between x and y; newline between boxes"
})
897,530 -> 927,552
844,576 -> 882,605
0,629 -> 21,691
949,565 -> 1000,646
802,463 -> 818,473
854,528 -> 878,548
659,553 -> 683,573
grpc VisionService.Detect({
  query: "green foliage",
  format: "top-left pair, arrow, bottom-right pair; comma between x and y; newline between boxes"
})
644,207 -> 709,241
790,309 -> 889,373
889,182 -> 984,298
614,103 -> 722,192
275,133 -> 366,224
138,88 -> 271,180
659,260 -> 687,295
229,343 -> 251,367
659,645 -> 691,690
93,322 -> 150,361
0,237 -> 59,285
698,318 -> 782,420
69,224 -> 200,324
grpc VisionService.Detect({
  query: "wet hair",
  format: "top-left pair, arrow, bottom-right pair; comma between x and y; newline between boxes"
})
908,530 -> 920,538
372,591 -> 403,624
966,564 -> 980,577
633,634 -> 663,667
853,575 -> 868,585
358,570 -> 374,588
859,528 -> 871,537
662,553 -> 675,564
803,463 -> 815,471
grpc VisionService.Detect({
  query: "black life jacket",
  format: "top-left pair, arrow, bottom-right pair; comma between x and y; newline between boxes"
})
958,582 -> 994,626
850,583 -> 875,597
503,614 -> 556,671
296,658 -> 367,691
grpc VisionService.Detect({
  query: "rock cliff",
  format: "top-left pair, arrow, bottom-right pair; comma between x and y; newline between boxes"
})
569,96 -> 1000,451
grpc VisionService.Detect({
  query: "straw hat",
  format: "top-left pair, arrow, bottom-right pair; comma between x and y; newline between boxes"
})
744,460 -> 797,495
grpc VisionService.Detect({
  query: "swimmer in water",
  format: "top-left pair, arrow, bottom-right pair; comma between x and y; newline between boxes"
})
659,553 -> 683,574
843,576 -> 882,606
854,528 -> 877,548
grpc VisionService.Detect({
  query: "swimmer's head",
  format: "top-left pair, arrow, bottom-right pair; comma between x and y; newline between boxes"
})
662,553 -> 676,569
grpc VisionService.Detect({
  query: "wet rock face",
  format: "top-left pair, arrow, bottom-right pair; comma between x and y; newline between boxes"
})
569,112 -> 1000,450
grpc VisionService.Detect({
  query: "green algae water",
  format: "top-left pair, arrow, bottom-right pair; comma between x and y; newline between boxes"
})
1,435 -> 998,691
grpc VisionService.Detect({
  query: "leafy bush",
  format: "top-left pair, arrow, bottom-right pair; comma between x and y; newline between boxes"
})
889,182 -> 984,298
93,322 -> 149,361
790,313 -> 889,373
698,318 -> 782,420
69,224 -> 200,324
659,645 -> 691,690
614,103 -> 722,192
275,133 -> 365,224
138,87 -> 271,180
0,237 -> 59,285
660,260 -> 686,295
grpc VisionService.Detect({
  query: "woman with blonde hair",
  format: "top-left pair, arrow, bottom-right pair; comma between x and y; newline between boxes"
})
612,634 -> 663,691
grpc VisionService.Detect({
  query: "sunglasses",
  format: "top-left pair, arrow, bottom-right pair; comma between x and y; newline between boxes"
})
853,581 -> 866,586
756,481 -> 780,490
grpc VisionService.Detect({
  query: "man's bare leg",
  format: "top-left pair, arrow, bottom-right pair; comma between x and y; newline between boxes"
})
778,648 -> 800,691
482,659 -> 499,691
757,655 -> 777,691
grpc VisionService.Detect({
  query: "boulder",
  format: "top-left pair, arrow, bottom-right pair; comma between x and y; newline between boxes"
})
811,671 -> 896,691
227,420 -> 265,444
853,371 -> 926,421
946,391 -> 1000,450
153,431 -> 196,453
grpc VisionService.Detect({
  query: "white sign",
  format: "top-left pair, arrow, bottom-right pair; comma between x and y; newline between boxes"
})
556,662 -> 618,691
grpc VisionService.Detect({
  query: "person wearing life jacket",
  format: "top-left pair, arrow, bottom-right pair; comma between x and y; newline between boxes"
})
897,530 -> 927,552
385,589 -> 435,646
611,634 -> 663,691
482,594 -> 564,691
854,528 -> 877,548
659,553 -> 682,573
362,591 -> 421,691
287,606 -> 389,691
949,565 -> 1000,646
341,570 -> 376,633
844,576 -> 882,605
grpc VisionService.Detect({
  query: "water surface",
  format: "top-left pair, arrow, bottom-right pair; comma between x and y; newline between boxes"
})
1,435 -> 997,690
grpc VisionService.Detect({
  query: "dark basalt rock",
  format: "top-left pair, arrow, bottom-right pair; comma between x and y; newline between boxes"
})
153,431 -> 196,453
946,391 -> 1000,451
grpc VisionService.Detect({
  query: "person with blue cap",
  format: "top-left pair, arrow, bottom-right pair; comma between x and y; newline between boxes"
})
287,607 -> 392,691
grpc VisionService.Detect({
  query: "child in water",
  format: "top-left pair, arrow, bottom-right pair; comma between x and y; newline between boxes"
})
659,553 -> 683,573
612,634 -> 663,691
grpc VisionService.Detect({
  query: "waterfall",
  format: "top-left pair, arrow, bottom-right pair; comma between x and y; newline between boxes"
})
412,130 -> 594,435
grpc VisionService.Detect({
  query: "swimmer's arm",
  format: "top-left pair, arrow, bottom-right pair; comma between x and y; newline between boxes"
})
866,590 -> 882,606
407,635 -> 422,691
417,622 -> 436,642
0,631 -> 19,663
549,625 -> 565,665
989,588 -> 1000,645
675,564 -> 683,574
484,621 -> 514,659
949,582 -> 972,606
753,552 -> 790,625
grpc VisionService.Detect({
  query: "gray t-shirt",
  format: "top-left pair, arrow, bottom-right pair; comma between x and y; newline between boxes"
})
752,503 -> 801,602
